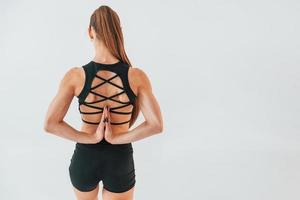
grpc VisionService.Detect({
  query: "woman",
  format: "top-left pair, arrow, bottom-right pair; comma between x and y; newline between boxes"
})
44,5 -> 163,200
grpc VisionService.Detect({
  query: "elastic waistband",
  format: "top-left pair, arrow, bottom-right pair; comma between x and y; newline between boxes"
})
75,139 -> 132,152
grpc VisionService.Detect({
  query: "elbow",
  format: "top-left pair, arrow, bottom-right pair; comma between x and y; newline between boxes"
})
43,119 -> 57,134
44,121 -> 53,133
151,121 -> 163,134
156,122 -> 163,133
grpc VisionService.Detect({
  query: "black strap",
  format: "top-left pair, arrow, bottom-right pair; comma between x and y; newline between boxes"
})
110,110 -> 132,115
81,118 -> 131,125
81,103 -> 104,110
89,90 -> 130,104
79,71 -> 134,126
110,104 -> 132,110
79,110 -> 103,115
93,74 -> 124,90
81,118 -> 99,125
110,119 -> 131,125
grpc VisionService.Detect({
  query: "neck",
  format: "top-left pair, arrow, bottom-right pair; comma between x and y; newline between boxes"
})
93,40 -> 119,64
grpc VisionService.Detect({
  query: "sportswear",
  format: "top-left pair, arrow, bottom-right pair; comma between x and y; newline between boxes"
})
77,60 -> 136,126
68,60 -> 137,192
69,142 -> 135,192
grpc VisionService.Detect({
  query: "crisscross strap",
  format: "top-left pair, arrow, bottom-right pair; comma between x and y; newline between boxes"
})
79,69 -> 134,126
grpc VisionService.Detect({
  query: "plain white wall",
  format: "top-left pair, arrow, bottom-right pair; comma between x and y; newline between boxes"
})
1,0 -> 300,199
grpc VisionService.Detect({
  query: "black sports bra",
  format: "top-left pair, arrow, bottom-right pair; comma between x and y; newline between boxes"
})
76,60 -> 137,126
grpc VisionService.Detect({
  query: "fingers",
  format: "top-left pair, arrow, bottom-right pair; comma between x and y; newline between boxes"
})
104,106 -> 112,135
96,120 -> 105,133
102,105 -> 110,124
106,106 -> 111,124
103,106 -> 111,132
103,106 -> 109,123
97,106 -> 106,130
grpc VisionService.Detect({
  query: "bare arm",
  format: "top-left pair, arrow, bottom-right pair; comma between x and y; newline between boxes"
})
43,67 -> 98,144
108,68 -> 164,144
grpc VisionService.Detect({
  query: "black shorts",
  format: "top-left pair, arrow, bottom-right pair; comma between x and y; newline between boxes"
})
68,140 -> 136,193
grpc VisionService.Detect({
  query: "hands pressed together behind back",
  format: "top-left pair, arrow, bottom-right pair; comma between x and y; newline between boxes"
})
90,105 -> 116,144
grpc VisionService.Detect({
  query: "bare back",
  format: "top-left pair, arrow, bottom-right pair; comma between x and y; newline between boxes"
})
74,60 -> 138,136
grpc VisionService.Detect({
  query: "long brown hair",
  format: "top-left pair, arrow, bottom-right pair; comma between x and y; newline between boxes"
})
89,5 -> 139,127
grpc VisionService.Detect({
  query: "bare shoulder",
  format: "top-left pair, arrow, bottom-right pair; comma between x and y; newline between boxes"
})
68,66 -> 82,78
71,66 -> 85,95
62,66 -> 83,85
128,67 -> 152,95
59,66 -> 84,97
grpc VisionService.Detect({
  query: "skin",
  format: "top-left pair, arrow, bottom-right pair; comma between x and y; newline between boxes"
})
44,26 -> 163,200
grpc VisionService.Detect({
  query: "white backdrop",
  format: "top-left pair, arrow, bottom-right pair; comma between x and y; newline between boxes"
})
1,0 -> 300,199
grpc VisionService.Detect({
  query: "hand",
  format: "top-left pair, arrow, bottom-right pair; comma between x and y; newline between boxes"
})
91,106 -> 107,144
103,106 -> 116,144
